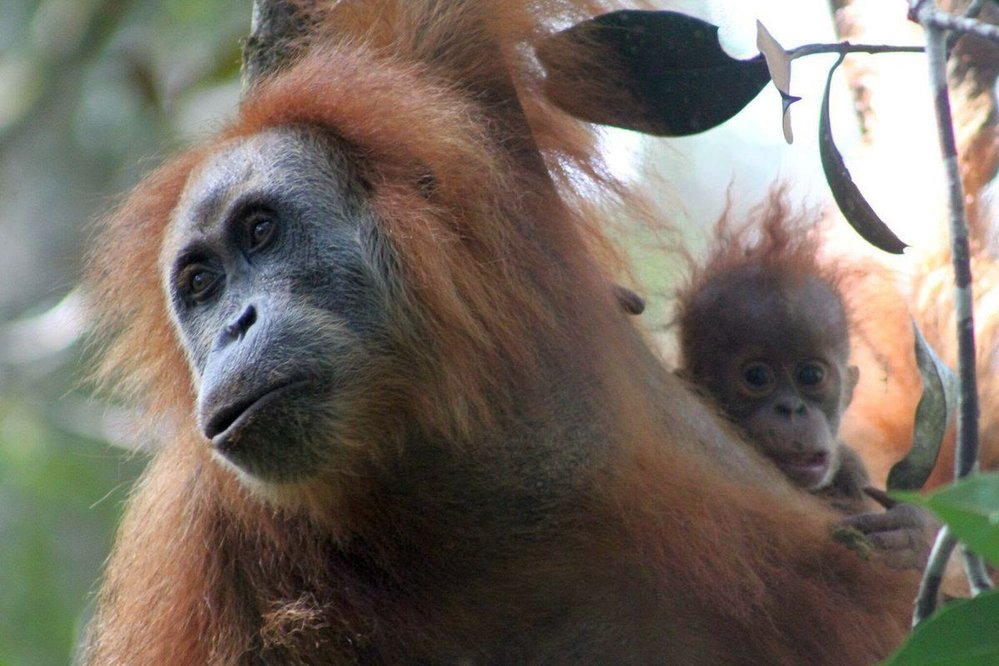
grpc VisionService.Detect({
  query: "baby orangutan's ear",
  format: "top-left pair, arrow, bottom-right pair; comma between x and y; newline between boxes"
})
613,284 -> 646,316
845,365 -> 860,408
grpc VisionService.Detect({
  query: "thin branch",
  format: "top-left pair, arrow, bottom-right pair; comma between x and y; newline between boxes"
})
965,0 -> 994,17
913,526 -> 959,625
908,0 -> 991,624
787,42 -> 924,59
947,0 -> 990,53
961,545 -> 994,596
911,1 -> 999,43
242,0 -> 319,92
918,20 -> 983,486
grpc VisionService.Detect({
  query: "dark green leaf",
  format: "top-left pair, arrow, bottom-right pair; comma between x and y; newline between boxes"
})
895,474 -> 999,566
884,589 -> 999,665
819,53 -> 907,254
887,323 -> 957,491
539,10 -> 771,136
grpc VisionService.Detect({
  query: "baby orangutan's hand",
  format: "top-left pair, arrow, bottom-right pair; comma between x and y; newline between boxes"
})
837,487 -> 938,571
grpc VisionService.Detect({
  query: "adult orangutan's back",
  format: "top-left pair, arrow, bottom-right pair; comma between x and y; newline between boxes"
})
82,1 -> 917,663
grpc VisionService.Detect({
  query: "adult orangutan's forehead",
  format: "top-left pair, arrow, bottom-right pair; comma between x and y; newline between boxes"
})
172,132 -> 287,238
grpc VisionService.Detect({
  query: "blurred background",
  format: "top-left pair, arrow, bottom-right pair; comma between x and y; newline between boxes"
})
0,2 -> 248,663
0,0 -> 935,663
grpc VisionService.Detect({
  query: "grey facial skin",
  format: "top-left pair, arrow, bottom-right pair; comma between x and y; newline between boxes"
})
161,127 -> 391,482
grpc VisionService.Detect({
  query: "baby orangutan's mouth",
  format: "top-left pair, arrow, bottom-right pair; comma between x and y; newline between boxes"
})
775,451 -> 830,489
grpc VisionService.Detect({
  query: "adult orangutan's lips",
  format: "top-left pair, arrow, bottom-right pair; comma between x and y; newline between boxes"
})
205,379 -> 310,446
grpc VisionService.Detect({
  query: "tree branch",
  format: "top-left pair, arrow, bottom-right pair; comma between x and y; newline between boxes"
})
242,0 -> 321,93
908,0 -> 992,624
946,0 -> 991,52
787,42 -> 924,59
961,545 -> 994,595
913,526 -> 959,625
911,0 -> 999,43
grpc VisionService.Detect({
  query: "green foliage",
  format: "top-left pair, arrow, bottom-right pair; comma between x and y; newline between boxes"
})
0,399 -> 146,666
886,475 -> 999,665
884,591 -> 999,666
895,474 -> 999,566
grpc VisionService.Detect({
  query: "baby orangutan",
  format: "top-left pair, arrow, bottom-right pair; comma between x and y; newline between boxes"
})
673,204 -> 935,570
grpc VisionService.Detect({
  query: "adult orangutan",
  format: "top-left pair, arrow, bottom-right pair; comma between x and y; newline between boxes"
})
82,1 -> 917,663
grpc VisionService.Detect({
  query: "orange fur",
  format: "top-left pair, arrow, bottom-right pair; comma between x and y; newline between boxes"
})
84,2 -> 916,663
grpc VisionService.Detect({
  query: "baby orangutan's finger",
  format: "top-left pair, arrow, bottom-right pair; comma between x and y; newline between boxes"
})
863,486 -> 897,509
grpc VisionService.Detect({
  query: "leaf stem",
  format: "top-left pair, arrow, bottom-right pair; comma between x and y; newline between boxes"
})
787,42 -> 924,60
